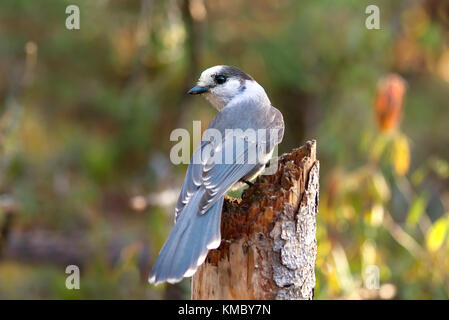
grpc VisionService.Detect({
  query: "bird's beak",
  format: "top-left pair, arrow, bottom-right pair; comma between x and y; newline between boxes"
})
188,85 -> 210,95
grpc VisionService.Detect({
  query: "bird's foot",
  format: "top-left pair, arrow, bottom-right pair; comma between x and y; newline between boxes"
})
242,179 -> 254,187
240,180 -> 254,199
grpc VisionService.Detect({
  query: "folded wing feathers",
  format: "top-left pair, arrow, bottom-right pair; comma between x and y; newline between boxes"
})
150,116 -> 280,284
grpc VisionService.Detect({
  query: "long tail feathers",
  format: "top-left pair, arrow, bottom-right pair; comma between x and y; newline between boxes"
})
148,192 -> 223,285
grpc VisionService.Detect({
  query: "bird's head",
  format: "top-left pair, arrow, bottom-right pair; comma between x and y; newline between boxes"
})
188,65 -> 269,110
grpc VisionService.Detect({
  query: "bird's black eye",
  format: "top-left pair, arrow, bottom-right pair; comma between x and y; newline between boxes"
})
214,74 -> 227,84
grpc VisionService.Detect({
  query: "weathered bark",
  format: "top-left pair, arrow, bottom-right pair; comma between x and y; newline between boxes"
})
191,140 -> 319,300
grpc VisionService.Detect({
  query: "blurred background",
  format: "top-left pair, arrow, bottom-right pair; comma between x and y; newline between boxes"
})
1,0 -> 449,299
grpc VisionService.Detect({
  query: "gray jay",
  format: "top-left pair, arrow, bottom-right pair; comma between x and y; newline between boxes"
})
149,65 -> 284,285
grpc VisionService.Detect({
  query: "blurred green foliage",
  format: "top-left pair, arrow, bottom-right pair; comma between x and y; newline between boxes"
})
0,0 -> 449,299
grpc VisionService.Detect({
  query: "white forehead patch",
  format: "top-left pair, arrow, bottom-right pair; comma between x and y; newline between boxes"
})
197,65 -> 225,86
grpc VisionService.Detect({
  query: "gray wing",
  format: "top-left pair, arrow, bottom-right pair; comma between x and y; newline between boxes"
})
175,141 -> 208,222
198,130 -> 261,213
176,130 -> 261,218
176,104 -> 284,220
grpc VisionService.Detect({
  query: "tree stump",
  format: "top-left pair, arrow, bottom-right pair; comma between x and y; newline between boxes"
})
191,140 -> 319,300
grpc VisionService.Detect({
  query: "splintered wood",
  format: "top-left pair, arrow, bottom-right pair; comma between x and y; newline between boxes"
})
191,140 -> 319,300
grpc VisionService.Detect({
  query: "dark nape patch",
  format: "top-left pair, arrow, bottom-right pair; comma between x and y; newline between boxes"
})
239,85 -> 246,92
220,66 -> 254,81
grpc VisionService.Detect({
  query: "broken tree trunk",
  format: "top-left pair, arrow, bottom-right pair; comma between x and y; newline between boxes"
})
191,140 -> 319,300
